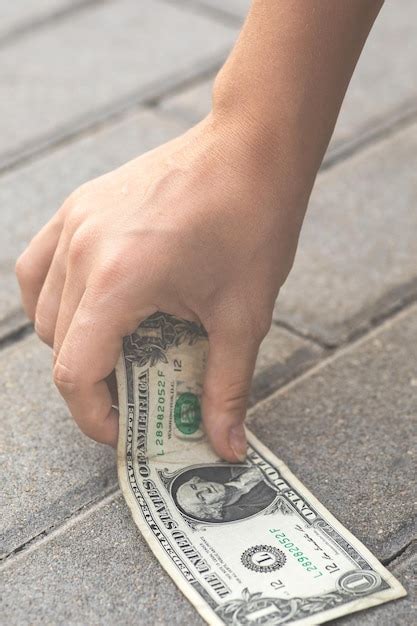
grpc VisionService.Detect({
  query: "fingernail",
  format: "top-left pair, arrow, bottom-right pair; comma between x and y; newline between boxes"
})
229,424 -> 247,462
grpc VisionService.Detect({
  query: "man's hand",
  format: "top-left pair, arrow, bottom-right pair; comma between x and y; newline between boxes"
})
16,116 -> 306,461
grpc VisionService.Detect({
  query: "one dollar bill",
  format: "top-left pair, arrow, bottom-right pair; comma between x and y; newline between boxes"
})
116,313 -> 406,625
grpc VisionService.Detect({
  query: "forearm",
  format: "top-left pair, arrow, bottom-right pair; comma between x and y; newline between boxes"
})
212,0 -> 384,192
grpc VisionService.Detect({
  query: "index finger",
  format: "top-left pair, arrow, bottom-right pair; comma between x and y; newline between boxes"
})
53,294 -> 142,446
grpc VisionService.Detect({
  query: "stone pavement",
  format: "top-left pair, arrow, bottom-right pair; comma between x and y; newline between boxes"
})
0,1 -> 416,624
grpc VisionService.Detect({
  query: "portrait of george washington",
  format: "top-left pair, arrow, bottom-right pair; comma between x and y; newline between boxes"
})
171,464 -> 276,523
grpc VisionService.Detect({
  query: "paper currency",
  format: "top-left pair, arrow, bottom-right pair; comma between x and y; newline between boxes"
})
116,313 -> 406,625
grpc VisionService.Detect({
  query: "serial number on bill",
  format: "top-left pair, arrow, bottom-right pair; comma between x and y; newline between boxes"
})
269,528 -> 323,578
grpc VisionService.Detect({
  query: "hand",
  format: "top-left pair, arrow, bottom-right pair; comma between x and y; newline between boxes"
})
16,115 -> 308,462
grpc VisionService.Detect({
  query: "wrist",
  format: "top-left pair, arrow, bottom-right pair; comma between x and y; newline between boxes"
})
211,70 -> 321,199
207,89 -> 316,213
210,0 -> 383,189
186,113 -> 310,245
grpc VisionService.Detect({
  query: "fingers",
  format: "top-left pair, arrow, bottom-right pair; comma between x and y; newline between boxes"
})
34,232 -> 71,347
53,291 -> 141,446
15,212 -> 65,321
52,261 -> 86,360
201,324 -> 260,463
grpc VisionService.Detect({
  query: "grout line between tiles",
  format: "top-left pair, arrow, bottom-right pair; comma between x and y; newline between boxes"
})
273,280 -> 417,351
322,100 -> 417,172
159,0 -> 243,28
382,539 -> 416,567
0,488 -> 120,571
247,299 -> 417,419
0,0 -> 113,49
0,55 -> 228,178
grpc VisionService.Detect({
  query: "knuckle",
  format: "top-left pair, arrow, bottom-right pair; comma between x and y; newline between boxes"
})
73,415 -> 98,439
15,250 -> 36,285
70,406 -> 108,442
61,184 -> 88,214
65,206 -> 82,233
53,361 -> 79,395
71,182 -> 90,200
34,315 -> 53,346
65,204 -> 87,233
205,379 -> 249,412
14,253 -> 26,280
93,252 -> 126,288
223,383 -> 250,410
68,228 -> 91,264
223,393 -> 249,415
60,194 -> 77,218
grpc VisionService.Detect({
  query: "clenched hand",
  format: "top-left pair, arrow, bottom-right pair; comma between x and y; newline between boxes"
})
16,116 -> 307,461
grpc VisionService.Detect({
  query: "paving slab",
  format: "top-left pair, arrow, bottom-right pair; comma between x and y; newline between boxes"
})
160,0 -> 417,156
0,494 -> 205,626
251,324 -> 322,406
0,0 -> 91,41
275,123 -> 417,345
0,0 -> 236,168
249,305 -> 417,562
194,0 -> 250,20
332,541 -> 416,625
333,0 -> 417,155
0,310 -> 30,345
0,335 -> 117,560
0,322 -> 318,559
0,109 -> 186,336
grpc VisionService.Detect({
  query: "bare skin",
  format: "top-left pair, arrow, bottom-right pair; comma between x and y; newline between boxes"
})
16,0 -> 384,462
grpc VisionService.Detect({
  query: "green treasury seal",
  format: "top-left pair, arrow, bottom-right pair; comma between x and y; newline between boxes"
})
174,392 -> 201,435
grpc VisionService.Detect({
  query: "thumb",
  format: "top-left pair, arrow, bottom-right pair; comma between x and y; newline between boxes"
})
201,327 -> 260,463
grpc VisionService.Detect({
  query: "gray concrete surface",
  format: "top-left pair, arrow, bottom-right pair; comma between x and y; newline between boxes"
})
195,0 -> 251,19
1,336 -> 117,559
1,494 -> 205,626
276,123 -> 417,345
0,0 -> 91,40
249,305 -> 417,562
251,326 -> 322,405
0,0 -> 236,168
